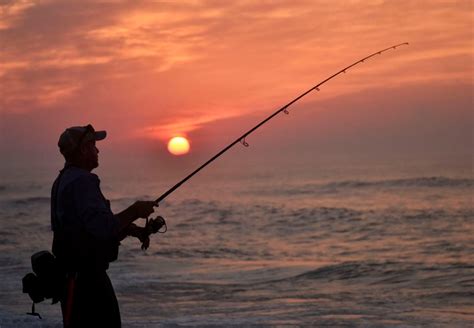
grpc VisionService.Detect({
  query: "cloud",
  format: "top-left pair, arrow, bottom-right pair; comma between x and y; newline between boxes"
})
0,0 -> 36,30
0,0 -> 472,162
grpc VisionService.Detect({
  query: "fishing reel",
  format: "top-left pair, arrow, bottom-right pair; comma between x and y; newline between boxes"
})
126,215 -> 167,250
140,215 -> 167,250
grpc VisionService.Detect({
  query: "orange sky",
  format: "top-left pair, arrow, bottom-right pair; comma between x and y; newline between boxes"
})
0,0 -> 472,164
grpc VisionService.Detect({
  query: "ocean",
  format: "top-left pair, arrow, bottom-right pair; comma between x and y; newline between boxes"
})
0,156 -> 472,327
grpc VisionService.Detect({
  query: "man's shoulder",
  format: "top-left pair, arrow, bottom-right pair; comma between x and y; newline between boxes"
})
57,166 -> 100,191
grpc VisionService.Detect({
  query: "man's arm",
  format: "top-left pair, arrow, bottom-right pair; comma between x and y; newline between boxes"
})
73,174 -> 156,241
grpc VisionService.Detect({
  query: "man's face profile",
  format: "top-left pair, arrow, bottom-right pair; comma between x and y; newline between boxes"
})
80,140 -> 99,170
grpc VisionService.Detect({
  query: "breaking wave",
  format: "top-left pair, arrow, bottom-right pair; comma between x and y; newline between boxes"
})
266,176 -> 473,196
273,261 -> 474,286
11,196 -> 50,205
322,176 -> 473,189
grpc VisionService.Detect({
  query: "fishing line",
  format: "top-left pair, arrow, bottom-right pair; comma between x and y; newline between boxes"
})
154,43 -> 409,204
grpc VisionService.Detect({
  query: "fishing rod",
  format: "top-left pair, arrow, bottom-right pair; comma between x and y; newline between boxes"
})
139,43 -> 409,249
156,42 -> 409,205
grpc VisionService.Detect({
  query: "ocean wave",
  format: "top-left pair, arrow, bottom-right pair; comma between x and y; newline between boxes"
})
271,261 -> 474,285
292,261 -> 412,281
323,177 -> 474,189
0,182 -> 43,193
261,206 -> 363,237
153,246 -> 259,260
381,207 -> 474,223
6,196 -> 51,205
162,198 -> 473,235
263,176 -> 474,196
168,199 -> 363,230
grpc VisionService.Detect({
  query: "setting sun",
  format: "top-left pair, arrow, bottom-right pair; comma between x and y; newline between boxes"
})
167,136 -> 190,155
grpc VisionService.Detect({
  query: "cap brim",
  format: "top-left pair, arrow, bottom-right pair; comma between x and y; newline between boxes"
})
94,130 -> 107,141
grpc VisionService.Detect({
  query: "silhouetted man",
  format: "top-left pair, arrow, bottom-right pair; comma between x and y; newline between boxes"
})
51,124 -> 156,327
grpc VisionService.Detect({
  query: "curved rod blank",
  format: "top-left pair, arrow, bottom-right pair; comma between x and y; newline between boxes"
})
155,42 -> 409,204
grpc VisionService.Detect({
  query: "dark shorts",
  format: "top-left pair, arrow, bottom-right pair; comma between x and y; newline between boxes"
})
61,270 -> 121,328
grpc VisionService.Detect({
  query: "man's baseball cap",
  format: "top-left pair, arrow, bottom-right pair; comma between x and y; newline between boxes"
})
58,124 -> 106,156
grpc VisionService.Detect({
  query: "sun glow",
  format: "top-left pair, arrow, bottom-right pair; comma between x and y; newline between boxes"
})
167,136 -> 190,155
